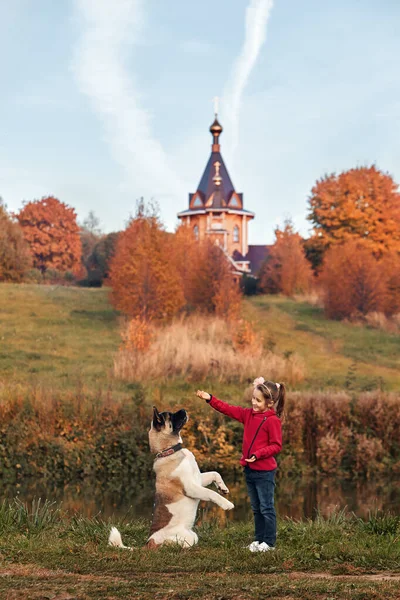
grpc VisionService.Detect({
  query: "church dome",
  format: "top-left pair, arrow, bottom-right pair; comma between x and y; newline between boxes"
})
210,117 -> 223,137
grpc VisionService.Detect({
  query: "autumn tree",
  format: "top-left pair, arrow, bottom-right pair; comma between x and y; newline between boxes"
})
0,200 -> 32,282
320,240 -> 386,319
171,225 -> 242,318
259,221 -> 313,296
109,202 -> 184,321
16,196 -> 82,274
305,166 -> 400,269
172,224 -> 200,310
379,252 -> 400,316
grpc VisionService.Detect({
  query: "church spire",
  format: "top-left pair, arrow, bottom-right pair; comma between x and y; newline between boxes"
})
210,96 -> 223,151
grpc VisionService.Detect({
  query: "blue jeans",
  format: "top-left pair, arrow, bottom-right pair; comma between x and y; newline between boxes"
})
244,466 -> 277,546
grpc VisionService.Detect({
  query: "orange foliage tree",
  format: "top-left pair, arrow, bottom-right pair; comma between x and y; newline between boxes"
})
320,240 -> 386,319
259,221 -> 313,296
306,165 -> 400,269
16,196 -> 82,274
379,252 -> 400,317
109,204 -> 185,321
173,226 -> 242,319
0,201 -> 32,282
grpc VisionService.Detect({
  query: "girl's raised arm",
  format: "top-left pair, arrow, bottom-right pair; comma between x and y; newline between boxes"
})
196,390 -> 246,424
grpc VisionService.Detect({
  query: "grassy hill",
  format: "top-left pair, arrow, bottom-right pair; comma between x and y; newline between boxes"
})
0,283 -> 399,393
244,295 -> 400,391
0,283 -> 120,391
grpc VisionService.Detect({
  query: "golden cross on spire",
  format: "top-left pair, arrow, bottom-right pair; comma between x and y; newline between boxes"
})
213,160 -> 222,186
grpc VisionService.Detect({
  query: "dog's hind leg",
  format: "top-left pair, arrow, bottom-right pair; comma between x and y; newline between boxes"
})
201,471 -> 229,494
144,538 -> 161,550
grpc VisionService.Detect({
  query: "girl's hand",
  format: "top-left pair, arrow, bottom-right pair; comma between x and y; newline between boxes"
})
245,455 -> 256,463
196,390 -> 211,401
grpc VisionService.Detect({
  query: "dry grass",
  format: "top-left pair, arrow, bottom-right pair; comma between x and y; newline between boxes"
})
114,315 -> 305,385
293,290 -> 324,307
361,311 -> 400,333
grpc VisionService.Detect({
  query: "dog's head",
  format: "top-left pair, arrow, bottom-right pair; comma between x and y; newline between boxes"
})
149,406 -> 188,453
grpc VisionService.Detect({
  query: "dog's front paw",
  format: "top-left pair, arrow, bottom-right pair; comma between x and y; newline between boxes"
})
215,481 -> 229,495
222,499 -> 234,511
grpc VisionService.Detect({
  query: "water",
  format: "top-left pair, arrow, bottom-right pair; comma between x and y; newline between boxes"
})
1,474 -> 399,523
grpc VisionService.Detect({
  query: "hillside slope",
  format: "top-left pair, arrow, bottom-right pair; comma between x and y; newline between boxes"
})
244,295 -> 400,390
0,284 -> 399,391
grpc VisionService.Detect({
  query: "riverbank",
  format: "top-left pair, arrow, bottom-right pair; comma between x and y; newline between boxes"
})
0,501 -> 399,599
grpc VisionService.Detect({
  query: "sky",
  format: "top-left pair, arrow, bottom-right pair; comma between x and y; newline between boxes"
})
1,0 -> 400,244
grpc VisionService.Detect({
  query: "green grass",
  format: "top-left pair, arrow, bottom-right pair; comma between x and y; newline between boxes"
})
1,283 -> 400,395
0,502 -> 399,599
0,283 -> 121,390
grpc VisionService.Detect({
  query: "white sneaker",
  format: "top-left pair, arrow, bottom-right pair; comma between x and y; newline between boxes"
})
257,542 -> 275,552
246,541 -> 260,552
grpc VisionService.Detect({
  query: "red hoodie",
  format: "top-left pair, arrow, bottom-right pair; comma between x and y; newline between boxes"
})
208,396 -> 282,471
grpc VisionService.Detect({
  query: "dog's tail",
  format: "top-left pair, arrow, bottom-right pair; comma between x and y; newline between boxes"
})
108,526 -> 133,550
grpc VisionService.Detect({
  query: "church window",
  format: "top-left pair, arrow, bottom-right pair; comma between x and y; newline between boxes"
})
230,195 -> 241,208
192,195 -> 203,208
233,225 -> 240,243
193,225 -> 199,240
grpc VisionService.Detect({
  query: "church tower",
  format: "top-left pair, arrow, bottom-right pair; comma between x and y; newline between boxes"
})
177,110 -> 255,274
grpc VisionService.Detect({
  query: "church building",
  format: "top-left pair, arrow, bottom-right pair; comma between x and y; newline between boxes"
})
177,111 -> 268,275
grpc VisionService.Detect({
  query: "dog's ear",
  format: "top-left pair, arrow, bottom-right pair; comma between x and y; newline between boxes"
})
152,406 -> 165,431
171,409 -> 188,433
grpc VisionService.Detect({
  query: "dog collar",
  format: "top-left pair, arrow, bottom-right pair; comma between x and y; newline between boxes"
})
155,443 -> 183,460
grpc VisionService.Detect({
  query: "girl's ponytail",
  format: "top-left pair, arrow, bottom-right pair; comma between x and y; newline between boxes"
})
275,383 -> 286,418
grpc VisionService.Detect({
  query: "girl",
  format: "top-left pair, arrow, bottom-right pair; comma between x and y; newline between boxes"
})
196,378 -> 285,552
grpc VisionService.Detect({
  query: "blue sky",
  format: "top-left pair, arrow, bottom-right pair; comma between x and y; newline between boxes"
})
1,0 -> 399,244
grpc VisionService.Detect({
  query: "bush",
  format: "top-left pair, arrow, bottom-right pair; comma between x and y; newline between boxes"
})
114,315 -> 305,385
1,386 -> 400,482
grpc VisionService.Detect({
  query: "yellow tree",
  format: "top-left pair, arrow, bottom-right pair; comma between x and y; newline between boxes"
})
306,165 -> 400,269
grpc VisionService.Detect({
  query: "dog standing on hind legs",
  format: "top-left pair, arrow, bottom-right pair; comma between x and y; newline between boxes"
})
108,406 -> 234,550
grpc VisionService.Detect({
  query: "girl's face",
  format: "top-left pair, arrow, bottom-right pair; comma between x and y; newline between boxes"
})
252,388 -> 270,413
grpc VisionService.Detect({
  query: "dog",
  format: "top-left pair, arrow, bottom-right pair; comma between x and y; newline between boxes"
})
108,406 -> 234,549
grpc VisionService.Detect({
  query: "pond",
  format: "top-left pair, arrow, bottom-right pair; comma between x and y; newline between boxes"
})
1,474 -> 399,523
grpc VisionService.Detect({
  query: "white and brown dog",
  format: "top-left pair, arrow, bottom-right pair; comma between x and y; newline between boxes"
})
109,406 -> 234,549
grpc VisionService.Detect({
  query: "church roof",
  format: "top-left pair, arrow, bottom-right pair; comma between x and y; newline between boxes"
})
182,114 -> 251,214
196,150 -> 235,207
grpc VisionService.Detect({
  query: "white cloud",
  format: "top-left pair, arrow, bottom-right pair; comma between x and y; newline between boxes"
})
223,0 -> 274,156
72,0 -> 186,205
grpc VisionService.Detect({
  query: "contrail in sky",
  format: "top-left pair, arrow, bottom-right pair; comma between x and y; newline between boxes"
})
72,0 -> 186,203
224,0 -> 274,156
